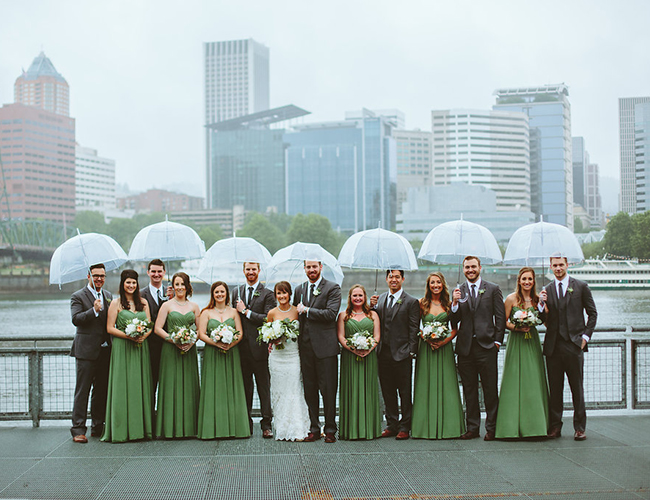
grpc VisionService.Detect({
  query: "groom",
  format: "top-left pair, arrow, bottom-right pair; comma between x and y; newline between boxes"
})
294,260 -> 341,443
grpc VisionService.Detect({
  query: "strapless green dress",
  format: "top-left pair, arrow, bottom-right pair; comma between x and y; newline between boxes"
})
495,306 -> 549,438
411,312 -> 465,439
155,311 -> 199,438
197,318 -> 250,439
338,316 -> 381,440
101,309 -> 153,442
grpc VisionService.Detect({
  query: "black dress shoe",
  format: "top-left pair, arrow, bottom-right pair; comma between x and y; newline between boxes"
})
460,430 -> 480,440
304,432 -> 320,442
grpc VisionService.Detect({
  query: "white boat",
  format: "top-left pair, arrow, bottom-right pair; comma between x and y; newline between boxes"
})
566,259 -> 650,290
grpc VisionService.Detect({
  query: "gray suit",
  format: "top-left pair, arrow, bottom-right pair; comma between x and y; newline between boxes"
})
543,277 -> 597,432
70,286 -> 112,437
375,291 -> 420,433
293,278 -> 341,435
450,280 -> 505,434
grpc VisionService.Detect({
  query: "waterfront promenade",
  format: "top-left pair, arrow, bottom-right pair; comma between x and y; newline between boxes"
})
0,415 -> 648,500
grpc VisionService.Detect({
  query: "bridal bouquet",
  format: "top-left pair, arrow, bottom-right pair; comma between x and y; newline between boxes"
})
511,308 -> 542,338
420,320 -> 450,341
209,323 -> 241,353
168,324 -> 198,354
124,317 -> 152,346
346,330 -> 376,360
257,318 -> 300,350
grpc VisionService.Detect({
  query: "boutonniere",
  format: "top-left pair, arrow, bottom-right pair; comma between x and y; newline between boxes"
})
396,298 -> 403,305
253,291 -> 260,297
313,289 -> 321,296
567,287 -> 573,294
478,289 -> 485,295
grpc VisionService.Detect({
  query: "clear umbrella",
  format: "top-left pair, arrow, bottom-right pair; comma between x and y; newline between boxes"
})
128,218 -> 206,263
50,231 -> 128,286
504,220 -> 584,267
265,242 -> 344,289
196,236 -> 272,286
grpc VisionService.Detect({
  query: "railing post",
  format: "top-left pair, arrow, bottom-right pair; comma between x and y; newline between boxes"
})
627,334 -> 634,411
28,350 -> 41,427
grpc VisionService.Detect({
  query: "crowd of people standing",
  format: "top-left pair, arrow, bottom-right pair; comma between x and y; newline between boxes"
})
68,254 -> 597,444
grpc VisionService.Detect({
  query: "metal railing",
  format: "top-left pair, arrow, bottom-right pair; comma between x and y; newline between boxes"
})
0,327 -> 649,427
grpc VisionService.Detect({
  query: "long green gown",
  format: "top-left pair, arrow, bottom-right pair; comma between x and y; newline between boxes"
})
495,306 -> 549,438
411,312 -> 465,439
101,310 -> 153,442
338,316 -> 382,440
197,318 -> 250,439
155,311 -> 200,438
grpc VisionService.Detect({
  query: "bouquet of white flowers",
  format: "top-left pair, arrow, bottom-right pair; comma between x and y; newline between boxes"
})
257,318 -> 300,350
208,323 -> 240,353
346,330 -> 376,361
123,317 -> 152,346
168,324 -> 198,354
420,320 -> 450,341
511,308 -> 542,338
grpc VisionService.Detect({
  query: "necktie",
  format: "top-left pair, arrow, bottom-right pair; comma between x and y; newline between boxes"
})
248,286 -> 254,305
558,282 -> 563,298
388,295 -> 394,308
471,284 -> 477,299
158,289 -> 164,304
310,284 -> 315,302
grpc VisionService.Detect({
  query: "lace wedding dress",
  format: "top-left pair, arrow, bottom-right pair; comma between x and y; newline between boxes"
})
269,340 -> 310,441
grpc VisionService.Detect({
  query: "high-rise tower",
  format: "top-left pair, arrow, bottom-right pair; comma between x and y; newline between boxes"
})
619,97 -> 650,214
14,52 -> 70,117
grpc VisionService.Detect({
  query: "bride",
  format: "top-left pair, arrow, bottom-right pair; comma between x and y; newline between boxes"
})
265,281 -> 310,441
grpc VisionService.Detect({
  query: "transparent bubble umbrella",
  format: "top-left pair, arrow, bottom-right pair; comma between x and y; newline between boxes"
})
504,220 -> 584,267
196,236 -> 272,285
50,231 -> 128,287
265,242 -> 344,290
128,218 -> 206,263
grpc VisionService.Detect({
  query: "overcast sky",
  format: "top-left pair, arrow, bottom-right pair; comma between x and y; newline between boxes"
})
2,0 -> 648,213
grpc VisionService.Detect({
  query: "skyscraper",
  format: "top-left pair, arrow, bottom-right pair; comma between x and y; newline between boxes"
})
393,129 -> 432,213
633,101 -> 650,213
14,52 -> 70,117
494,84 -> 573,228
572,136 -> 587,209
430,109 -> 531,212
619,97 -> 650,213
75,145 -> 116,213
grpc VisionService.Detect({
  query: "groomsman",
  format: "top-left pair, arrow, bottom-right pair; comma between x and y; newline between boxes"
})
140,259 -> 169,394
69,263 -> 112,443
451,256 -> 505,441
294,260 -> 341,443
235,262 -> 275,438
370,270 -> 420,440
540,255 -> 597,441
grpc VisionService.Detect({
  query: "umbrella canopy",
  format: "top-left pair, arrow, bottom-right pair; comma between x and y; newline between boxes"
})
266,242 -> 344,286
50,232 -> 128,285
196,237 -> 272,285
418,219 -> 502,265
338,228 -> 418,271
128,219 -> 205,262
504,221 -> 584,267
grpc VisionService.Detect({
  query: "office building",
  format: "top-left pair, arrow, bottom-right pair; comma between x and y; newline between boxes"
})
572,136 -> 587,209
634,101 -> 650,213
76,144 -> 116,213
117,188 -> 204,213
14,52 -> 70,117
393,129 -> 432,213
493,84 -> 573,228
284,109 -> 397,232
431,109 -> 530,212
619,97 -> 650,213
585,162 -> 604,228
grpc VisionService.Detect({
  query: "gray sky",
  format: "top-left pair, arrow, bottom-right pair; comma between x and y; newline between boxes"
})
2,0 -> 648,214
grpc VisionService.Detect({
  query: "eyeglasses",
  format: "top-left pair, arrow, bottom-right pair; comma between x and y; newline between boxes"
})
91,275 -> 106,280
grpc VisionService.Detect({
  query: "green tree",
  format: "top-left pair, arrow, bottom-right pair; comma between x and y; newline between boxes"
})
286,213 -> 342,254
74,211 -> 107,234
268,212 -> 294,233
603,212 -> 633,257
106,217 -> 139,249
198,225 -> 225,249
574,217 -> 586,233
238,213 -> 285,253
631,211 -> 650,259
581,240 -> 605,259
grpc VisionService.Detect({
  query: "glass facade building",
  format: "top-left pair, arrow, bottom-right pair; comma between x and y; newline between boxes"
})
493,85 -> 573,228
284,110 -> 396,232
635,102 -> 650,213
619,97 -> 650,213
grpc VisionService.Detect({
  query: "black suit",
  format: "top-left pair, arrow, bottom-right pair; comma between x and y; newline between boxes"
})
293,278 -> 341,435
236,283 -> 275,432
69,286 -> 113,437
450,280 -> 505,435
140,286 -> 166,393
543,277 -> 597,433
374,290 -> 420,433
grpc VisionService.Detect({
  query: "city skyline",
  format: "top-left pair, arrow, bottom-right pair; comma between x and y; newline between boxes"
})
1,0 -> 648,217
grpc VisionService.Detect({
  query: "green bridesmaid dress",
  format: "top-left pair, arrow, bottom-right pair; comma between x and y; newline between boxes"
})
197,318 -> 250,439
338,316 -> 382,440
411,312 -> 465,439
155,311 -> 200,438
102,309 -> 154,442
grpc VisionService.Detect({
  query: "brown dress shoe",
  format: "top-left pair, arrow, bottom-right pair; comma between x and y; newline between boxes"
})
395,431 -> 410,440
484,431 -> 495,441
381,428 -> 397,438
547,427 -> 562,439
262,429 -> 273,439
72,435 -> 88,443
324,432 -> 336,443
460,430 -> 480,440
574,431 -> 586,441
304,432 -> 320,442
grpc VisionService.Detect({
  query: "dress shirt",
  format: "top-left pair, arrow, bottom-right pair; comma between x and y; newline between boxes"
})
87,285 -> 103,317
387,288 -> 404,306
243,281 -> 259,319
149,284 -> 165,305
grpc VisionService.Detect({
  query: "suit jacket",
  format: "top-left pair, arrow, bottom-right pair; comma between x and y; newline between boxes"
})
70,287 -> 113,360
450,280 -> 505,357
236,283 -> 275,361
140,286 -> 165,325
374,291 -> 420,362
293,278 -> 341,359
543,277 -> 597,356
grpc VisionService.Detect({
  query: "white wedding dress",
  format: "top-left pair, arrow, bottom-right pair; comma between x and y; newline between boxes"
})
269,340 -> 310,441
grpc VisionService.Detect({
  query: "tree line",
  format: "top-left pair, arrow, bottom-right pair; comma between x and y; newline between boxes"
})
582,211 -> 650,259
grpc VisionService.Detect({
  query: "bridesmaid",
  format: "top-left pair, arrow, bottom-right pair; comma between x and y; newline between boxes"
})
337,284 -> 382,440
411,272 -> 465,439
154,272 -> 201,438
495,267 -> 549,439
102,269 -> 153,442
197,281 -> 250,439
